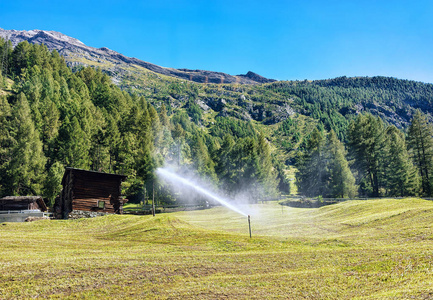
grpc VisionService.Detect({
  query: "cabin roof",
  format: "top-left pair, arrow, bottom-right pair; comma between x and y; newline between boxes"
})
61,167 -> 127,185
0,196 -> 47,212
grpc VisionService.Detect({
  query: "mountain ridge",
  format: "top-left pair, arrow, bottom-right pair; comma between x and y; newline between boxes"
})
0,28 -> 275,85
2,28 -> 433,132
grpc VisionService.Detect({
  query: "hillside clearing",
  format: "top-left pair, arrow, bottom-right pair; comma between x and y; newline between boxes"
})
0,198 -> 432,299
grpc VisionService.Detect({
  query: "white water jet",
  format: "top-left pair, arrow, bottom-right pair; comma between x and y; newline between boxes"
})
156,168 -> 248,217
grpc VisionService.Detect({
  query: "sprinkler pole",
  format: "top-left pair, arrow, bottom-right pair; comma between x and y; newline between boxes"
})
248,215 -> 252,238
152,180 -> 155,217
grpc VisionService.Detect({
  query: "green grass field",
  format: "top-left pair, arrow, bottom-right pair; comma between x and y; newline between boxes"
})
1,198 -> 433,299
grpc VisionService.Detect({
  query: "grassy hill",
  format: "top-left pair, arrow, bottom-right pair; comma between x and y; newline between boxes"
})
1,198 -> 432,298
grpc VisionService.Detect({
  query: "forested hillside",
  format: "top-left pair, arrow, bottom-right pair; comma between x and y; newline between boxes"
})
2,38 -> 433,205
0,40 -> 282,206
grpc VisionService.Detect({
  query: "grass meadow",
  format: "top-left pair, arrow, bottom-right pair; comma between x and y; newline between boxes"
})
1,198 -> 433,299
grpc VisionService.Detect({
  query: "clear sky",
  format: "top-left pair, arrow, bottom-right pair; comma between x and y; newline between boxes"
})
1,0 -> 433,83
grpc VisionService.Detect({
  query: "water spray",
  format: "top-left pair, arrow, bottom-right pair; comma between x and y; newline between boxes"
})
156,168 -> 248,217
157,168 -> 253,237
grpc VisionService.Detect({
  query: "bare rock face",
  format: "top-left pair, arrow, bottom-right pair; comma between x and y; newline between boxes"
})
237,71 -> 276,84
0,28 -> 87,50
0,28 -> 275,85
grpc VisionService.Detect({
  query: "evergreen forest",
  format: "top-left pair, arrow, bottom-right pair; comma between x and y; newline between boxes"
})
2,39 -> 433,206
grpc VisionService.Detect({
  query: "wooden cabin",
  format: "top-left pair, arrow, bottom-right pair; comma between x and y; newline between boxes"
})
54,168 -> 127,219
0,196 -> 47,212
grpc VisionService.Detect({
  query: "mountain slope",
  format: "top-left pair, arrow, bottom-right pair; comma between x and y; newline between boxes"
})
0,28 -> 275,85
2,28 -> 433,134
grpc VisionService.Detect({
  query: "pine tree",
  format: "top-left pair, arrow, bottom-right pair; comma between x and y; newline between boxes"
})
115,132 -> 138,176
215,134 -> 236,191
57,115 -> 90,169
296,127 -> 327,197
156,103 -> 173,160
273,158 -> 291,195
326,130 -> 357,198
348,113 -> 385,197
159,103 -> 170,127
0,96 -> 13,196
40,99 -> 60,159
43,161 -> 64,207
135,104 -> 156,184
407,110 -> 433,196
383,126 -> 419,196
296,128 -> 356,198
6,93 -> 46,195
239,137 -> 260,198
10,41 -> 31,78
172,123 -> 186,166
191,135 -> 217,182
256,133 -> 279,199
104,114 -> 121,173
148,103 -> 162,153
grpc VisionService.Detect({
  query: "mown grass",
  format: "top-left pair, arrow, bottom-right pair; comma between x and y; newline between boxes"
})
1,198 -> 433,299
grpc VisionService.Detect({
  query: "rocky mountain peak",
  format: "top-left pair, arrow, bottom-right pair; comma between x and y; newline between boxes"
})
0,28 -> 275,85
238,71 -> 276,84
0,28 -> 86,48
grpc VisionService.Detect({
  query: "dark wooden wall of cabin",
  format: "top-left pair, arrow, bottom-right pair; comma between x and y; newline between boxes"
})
0,200 -> 28,210
0,199 -> 42,211
72,174 -> 119,213
61,171 -> 74,218
55,169 -> 125,218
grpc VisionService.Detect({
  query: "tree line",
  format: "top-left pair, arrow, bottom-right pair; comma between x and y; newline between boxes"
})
296,111 -> 433,198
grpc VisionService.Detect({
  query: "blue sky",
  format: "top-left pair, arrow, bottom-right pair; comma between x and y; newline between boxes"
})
2,0 -> 433,82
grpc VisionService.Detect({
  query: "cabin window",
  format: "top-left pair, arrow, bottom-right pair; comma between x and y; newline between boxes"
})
97,200 -> 105,209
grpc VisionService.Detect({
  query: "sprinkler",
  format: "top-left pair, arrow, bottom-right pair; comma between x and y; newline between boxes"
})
248,215 -> 252,238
